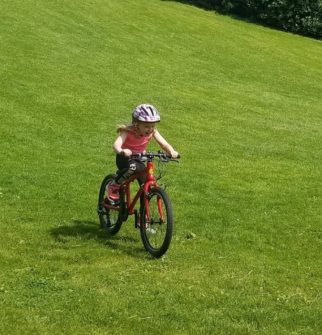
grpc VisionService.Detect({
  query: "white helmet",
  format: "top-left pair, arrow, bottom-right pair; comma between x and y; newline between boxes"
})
132,104 -> 160,123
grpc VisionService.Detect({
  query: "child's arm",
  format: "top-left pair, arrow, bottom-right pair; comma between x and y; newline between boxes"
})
112,131 -> 132,157
153,130 -> 179,158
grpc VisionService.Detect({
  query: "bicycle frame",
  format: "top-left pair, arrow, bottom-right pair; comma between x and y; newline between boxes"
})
105,159 -> 162,221
127,160 -> 156,215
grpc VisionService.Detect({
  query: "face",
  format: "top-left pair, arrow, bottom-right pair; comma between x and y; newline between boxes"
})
137,122 -> 156,136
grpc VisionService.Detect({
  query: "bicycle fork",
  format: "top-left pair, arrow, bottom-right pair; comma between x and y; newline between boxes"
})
143,192 -> 165,226
144,160 -> 166,225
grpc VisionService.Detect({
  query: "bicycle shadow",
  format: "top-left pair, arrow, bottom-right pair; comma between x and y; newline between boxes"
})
50,219 -> 146,259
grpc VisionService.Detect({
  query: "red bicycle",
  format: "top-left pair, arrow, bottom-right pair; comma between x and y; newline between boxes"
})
97,152 -> 180,258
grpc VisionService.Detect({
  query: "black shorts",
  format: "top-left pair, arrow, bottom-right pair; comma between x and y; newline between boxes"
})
115,154 -> 146,184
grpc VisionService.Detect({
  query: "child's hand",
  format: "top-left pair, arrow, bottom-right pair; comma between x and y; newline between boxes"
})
121,149 -> 132,157
170,150 -> 179,159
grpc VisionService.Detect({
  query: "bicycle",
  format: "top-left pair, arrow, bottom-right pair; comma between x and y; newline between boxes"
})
97,152 -> 180,258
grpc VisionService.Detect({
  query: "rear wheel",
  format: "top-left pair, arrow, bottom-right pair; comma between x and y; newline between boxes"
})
140,187 -> 173,258
97,174 -> 123,235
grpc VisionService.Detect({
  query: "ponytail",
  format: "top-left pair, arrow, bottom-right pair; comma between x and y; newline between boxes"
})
116,124 -> 134,134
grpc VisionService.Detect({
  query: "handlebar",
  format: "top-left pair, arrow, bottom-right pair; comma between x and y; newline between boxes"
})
130,152 -> 180,162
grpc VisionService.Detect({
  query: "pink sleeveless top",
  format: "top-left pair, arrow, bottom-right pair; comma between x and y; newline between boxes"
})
121,130 -> 153,154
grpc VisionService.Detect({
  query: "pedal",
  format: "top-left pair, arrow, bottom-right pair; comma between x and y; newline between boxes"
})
134,210 -> 139,228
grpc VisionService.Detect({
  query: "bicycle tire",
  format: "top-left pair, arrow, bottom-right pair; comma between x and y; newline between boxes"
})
97,174 -> 124,235
140,187 -> 173,258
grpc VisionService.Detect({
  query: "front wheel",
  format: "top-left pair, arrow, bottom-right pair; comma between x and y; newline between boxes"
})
140,187 -> 173,258
97,174 -> 123,235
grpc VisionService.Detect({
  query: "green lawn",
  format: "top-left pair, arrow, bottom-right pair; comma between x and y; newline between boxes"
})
1,0 -> 321,334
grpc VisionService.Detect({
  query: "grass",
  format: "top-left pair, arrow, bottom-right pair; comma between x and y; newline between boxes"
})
1,0 -> 321,334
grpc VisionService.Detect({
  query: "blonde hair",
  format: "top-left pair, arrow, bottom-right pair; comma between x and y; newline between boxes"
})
116,123 -> 137,134
117,117 -> 155,134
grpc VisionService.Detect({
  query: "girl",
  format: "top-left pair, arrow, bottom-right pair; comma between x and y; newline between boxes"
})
108,103 -> 179,201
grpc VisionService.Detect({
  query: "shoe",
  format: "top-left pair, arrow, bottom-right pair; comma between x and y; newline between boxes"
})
107,182 -> 120,202
145,225 -> 157,234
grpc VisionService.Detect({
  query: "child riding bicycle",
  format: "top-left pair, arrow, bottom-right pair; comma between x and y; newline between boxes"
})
108,103 -> 179,202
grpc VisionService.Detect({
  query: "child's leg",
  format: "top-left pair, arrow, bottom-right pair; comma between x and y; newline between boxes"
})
115,155 -> 130,183
135,161 -> 146,185
115,157 -> 146,184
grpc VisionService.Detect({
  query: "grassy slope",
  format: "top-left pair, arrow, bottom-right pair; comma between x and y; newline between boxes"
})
0,0 -> 321,334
